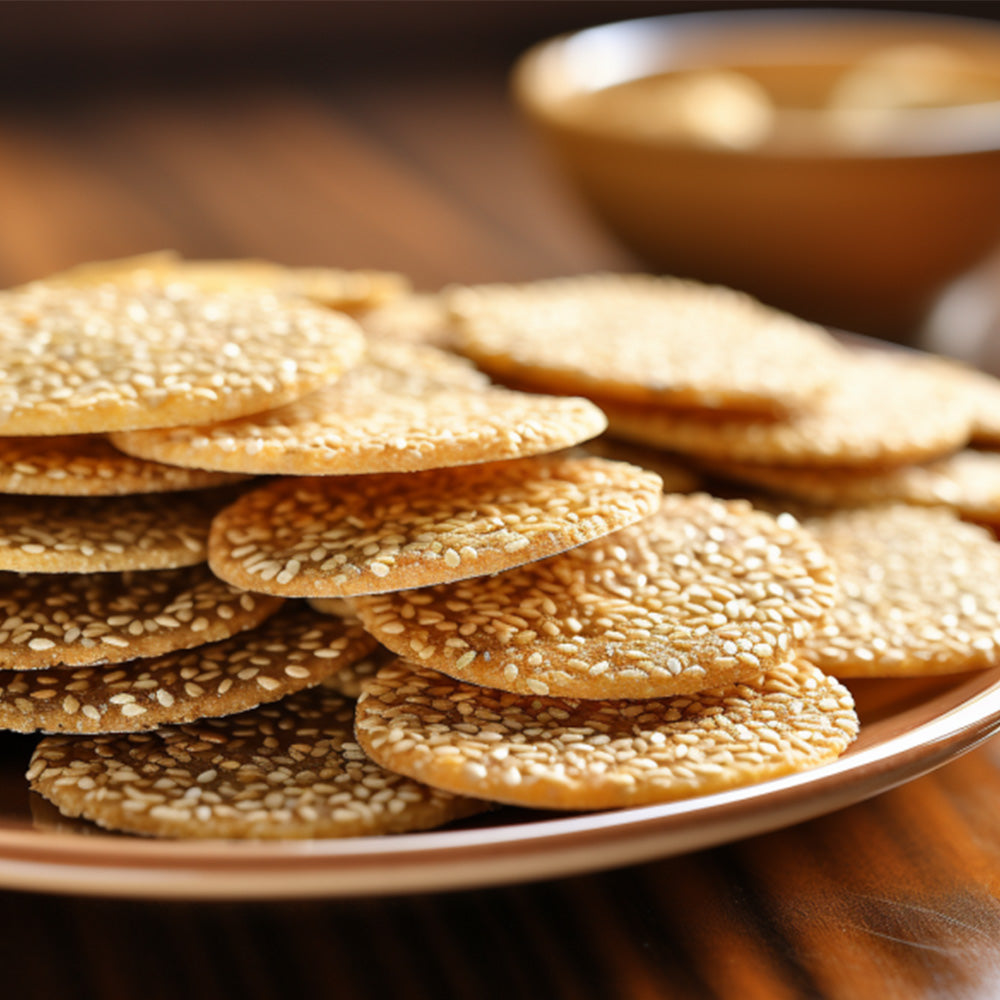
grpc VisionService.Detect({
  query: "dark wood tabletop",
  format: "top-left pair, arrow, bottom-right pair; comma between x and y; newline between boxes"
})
2,29 -> 1000,1000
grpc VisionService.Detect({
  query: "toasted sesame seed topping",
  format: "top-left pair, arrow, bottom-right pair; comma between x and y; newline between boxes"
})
111,341 -> 607,476
0,487 -> 243,573
0,564 -> 283,671
0,604 -> 375,734
0,283 -> 364,436
0,434 -> 247,496
449,274 -> 842,416
28,684 -> 486,838
603,353 -> 972,468
209,455 -> 662,597
353,493 -> 836,699
799,504 -> 1000,677
355,659 -> 858,810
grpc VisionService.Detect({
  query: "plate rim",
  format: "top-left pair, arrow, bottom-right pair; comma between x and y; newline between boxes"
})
1,669 -> 999,899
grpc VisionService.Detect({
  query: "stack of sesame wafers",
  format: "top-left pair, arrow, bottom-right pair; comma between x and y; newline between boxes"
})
445,273 -> 1000,685
8,255 -> 660,836
0,266 -> 407,745
34,260 -> 985,837
4,259 -> 486,837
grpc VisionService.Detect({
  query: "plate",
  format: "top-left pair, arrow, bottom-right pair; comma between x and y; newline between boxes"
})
0,669 -> 998,899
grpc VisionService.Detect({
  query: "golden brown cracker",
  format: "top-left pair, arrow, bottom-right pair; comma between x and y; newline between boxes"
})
0,565 -> 283,670
112,342 -> 607,476
800,504 -> 1000,677
0,487 -> 240,573
208,456 -> 662,597
355,659 -> 858,810
353,494 -> 835,699
0,604 -> 376,734
709,449 -> 1000,523
603,353 -> 972,468
449,274 -> 842,416
27,684 -> 486,838
35,251 -> 410,312
0,283 -> 364,436
0,434 -> 246,495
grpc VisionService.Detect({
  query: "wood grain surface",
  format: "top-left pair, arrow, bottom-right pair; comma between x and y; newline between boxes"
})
1,43 -> 1000,1000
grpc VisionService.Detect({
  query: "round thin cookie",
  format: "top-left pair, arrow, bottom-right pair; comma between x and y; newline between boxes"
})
800,504 -> 1000,677
602,353 -> 972,468
0,604 -> 377,734
852,345 -> 1000,452
111,342 -> 608,475
355,659 -> 858,810
27,684 -> 486,839
32,251 -> 410,314
0,434 -> 246,495
208,456 -> 663,597
0,487 -> 241,572
709,450 -> 1000,523
0,565 -> 283,670
449,274 -> 843,416
352,494 -> 836,699
0,283 -> 364,436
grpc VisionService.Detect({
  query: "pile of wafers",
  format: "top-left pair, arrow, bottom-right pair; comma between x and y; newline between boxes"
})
7,255 -> 996,839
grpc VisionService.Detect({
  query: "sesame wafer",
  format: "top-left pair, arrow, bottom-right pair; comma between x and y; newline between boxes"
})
0,434 -> 246,496
112,341 -> 608,476
208,456 -> 663,597
0,487 -> 239,573
849,345 -> 1000,451
0,283 -> 364,436
27,684 -> 486,838
449,274 -> 843,416
0,604 -> 376,734
0,565 -> 283,670
352,494 -> 836,699
36,251 -> 410,312
709,450 -> 1000,523
603,353 -> 972,468
354,659 -> 858,810
800,504 -> 1000,677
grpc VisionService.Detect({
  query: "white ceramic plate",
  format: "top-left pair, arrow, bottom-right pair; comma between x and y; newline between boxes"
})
1,669 -> 998,899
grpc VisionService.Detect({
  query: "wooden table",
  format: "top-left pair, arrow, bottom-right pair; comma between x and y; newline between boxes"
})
2,50 -> 1000,1000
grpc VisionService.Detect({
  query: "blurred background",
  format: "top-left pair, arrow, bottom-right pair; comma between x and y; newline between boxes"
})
2,1 -> 1000,358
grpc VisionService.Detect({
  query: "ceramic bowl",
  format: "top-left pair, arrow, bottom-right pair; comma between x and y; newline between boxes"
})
513,9 -> 1000,341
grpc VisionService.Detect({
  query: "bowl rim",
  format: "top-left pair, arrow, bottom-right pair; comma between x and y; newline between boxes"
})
512,6 -> 1000,159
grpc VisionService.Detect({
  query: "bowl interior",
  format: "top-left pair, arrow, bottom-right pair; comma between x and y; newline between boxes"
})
517,9 -> 1000,157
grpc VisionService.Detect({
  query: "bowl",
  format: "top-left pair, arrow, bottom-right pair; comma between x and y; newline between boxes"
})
513,9 -> 1000,342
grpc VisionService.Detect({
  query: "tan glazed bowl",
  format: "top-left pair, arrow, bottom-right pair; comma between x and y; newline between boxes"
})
513,9 -> 1000,341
